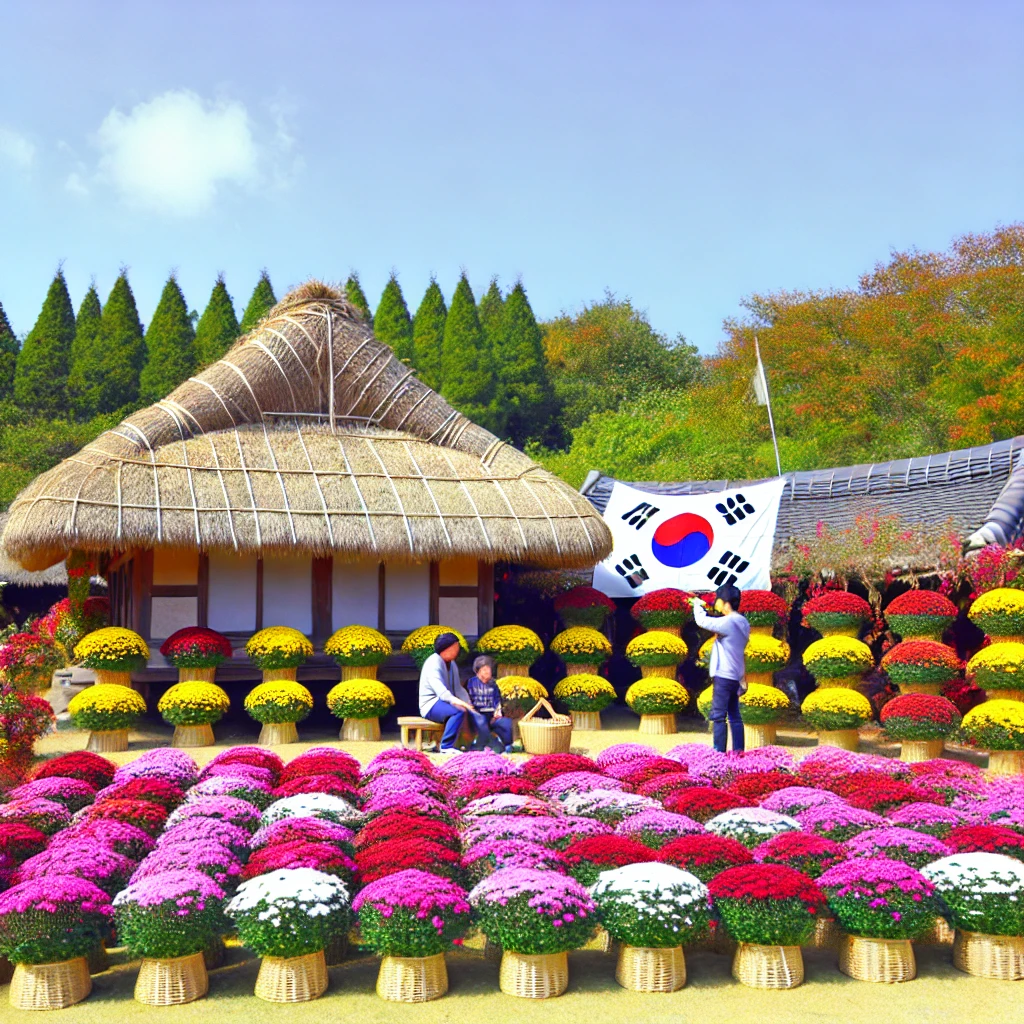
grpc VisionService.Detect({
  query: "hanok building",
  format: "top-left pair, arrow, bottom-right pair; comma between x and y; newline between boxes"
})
1,283 -> 612,684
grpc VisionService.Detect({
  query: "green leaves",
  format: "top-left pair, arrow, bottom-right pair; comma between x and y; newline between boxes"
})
344,272 -> 371,320
14,270 -> 76,416
239,271 -> 277,334
412,278 -> 447,391
194,275 -> 239,366
140,275 -> 196,405
373,273 -> 414,363
92,272 -> 145,414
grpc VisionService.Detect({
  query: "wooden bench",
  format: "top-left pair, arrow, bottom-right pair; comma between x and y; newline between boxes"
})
398,716 -> 443,751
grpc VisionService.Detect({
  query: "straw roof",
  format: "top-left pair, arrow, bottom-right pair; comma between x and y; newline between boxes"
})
3,283 -> 611,572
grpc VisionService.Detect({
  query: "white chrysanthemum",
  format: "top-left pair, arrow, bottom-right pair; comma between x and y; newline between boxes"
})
225,868 -> 350,916
562,789 -> 659,818
922,852 -> 1024,894
590,862 -> 708,906
260,793 -> 362,827
706,808 -> 801,839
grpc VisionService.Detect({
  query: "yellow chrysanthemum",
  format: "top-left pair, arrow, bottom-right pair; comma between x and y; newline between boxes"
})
624,678 -> 689,714
68,683 -> 146,730
552,673 -> 616,712
324,625 -> 392,666
244,679 -> 314,724
696,681 -> 790,724
326,679 -> 395,719
961,699 -> 1024,750
401,626 -> 470,669
800,687 -> 872,731
245,627 -> 314,670
969,588 -> 1024,638
625,631 -> 689,667
550,627 -> 613,664
496,675 -> 548,713
697,634 -> 789,671
158,681 -> 230,726
802,636 -> 874,679
476,626 -> 545,664
73,627 -> 149,671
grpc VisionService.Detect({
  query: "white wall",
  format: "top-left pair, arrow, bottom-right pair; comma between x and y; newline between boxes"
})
263,555 -> 312,634
385,562 -> 430,632
438,595 -> 478,637
150,596 -> 198,639
333,560 -> 379,629
208,553 -> 257,633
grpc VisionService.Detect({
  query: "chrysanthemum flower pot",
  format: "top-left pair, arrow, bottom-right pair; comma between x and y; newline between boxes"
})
615,945 -> 685,992
570,710 -> 602,731
264,668 -> 297,682
203,937 -> 226,970
988,750 -> 1024,776
135,952 -> 209,1005
254,951 -> 328,1002
257,722 -> 299,746
838,934 -> 916,983
899,739 -> 945,762
732,943 -> 803,989
178,667 -> 217,683
640,665 -> 677,679
810,917 -> 840,950
816,675 -> 863,690
340,666 -> 378,681
953,930 -> 1024,980
497,663 -> 531,679
498,950 -> 569,998
817,728 -> 860,751
649,625 -> 681,637
10,958 -> 92,1010
172,723 -> 216,748
377,953 -> 448,1002
93,670 -> 133,687
86,728 -> 129,753
564,663 -> 600,676
919,917 -> 954,946
744,723 -> 777,748
985,689 -> 1024,703
340,717 -> 381,742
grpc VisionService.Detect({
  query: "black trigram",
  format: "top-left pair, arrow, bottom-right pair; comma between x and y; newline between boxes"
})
706,549 -> 750,587
716,493 -> 755,525
620,502 -> 661,530
615,554 -> 650,589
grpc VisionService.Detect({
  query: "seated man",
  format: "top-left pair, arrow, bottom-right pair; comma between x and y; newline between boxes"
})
418,632 -> 475,753
466,656 -> 514,753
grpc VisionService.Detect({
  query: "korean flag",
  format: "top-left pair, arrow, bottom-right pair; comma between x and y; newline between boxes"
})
592,478 -> 786,598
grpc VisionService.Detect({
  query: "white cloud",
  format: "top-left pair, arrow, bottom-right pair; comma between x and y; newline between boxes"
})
65,171 -> 89,196
0,127 -> 35,170
95,90 -> 259,216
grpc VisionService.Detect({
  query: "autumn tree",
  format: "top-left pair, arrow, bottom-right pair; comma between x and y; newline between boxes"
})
14,270 -> 76,416
412,278 -> 447,391
239,271 -> 277,334
67,284 -> 103,417
140,275 -> 196,403
194,275 -> 239,366
373,273 -> 414,362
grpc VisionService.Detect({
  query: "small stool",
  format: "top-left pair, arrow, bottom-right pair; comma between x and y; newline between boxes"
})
398,716 -> 443,751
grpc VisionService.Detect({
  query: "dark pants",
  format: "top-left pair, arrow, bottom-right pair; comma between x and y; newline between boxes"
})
470,710 -> 513,749
425,702 -> 514,750
710,676 -> 744,753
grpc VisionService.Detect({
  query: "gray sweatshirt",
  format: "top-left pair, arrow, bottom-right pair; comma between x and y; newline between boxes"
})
693,604 -> 750,680
418,652 -> 471,716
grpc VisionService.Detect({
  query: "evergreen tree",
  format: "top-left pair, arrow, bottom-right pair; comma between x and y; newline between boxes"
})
140,275 -> 196,404
67,284 -> 103,417
0,298 -> 19,402
440,273 -> 498,432
89,272 -> 146,413
14,270 -> 76,415
496,281 -> 558,447
344,272 -> 371,320
411,278 -> 447,391
239,271 -> 277,334
373,273 -> 414,362
478,278 -> 506,362
194,275 -> 239,365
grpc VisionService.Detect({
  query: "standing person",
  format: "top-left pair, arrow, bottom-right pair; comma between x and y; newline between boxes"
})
466,656 -> 514,753
691,585 -> 750,753
418,633 -> 475,753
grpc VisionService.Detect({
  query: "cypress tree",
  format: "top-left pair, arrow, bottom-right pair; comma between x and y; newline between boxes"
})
239,271 -> 277,334
0,299 -> 19,402
344,272 -> 371,320
67,284 -> 103,417
440,273 -> 498,432
478,278 -> 506,360
194,275 -> 239,366
373,273 -> 414,362
140,275 -> 196,404
495,281 -> 557,447
14,270 -> 76,415
411,278 -> 447,391
92,272 -> 145,413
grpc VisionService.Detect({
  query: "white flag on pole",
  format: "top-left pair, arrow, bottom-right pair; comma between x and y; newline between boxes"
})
752,349 -> 770,406
592,478 -> 786,598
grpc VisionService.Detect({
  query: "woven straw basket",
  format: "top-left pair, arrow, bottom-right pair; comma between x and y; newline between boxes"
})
497,663 -> 531,679
570,710 -> 602,731
744,723 -> 777,749
650,625 -> 681,637
172,723 -> 215,748
900,738 -> 945,762
86,942 -> 108,974
10,958 -> 92,1010
564,663 -> 599,676
817,728 -> 860,751
811,917 -> 841,950
499,951 -> 569,998
264,668 -> 298,682
988,750 -> 1024,776
615,945 -> 685,992
748,626 -> 774,637
341,717 -> 381,742
640,665 -> 677,679
990,634 -> 1024,644
954,930 -> 1024,980
0,956 -> 13,985
254,951 -> 328,1002
838,935 -> 916,983
816,675 -> 862,690
86,728 -> 129,753
817,627 -> 861,639
178,667 -> 217,683
985,690 -> 1024,703
258,722 -> 299,746
377,954 -> 448,1002
341,666 -> 377,681
896,682 -> 944,696
639,713 -> 678,735
93,670 -> 133,687
518,699 -> 573,755
135,952 -> 209,1005
732,943 -> 804,989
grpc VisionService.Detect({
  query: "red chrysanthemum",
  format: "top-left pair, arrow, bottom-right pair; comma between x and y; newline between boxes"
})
830,775 -> 944,814
709,863 -> 826,906
728,772 -> 798,801
82,798 -> 168,836
659,834 -> 753,879
563,834 -> 653,869
96,777 -> 184,811
802,592 -> 872,619
664,786 -> 751,822
354,838 -> 461,883
0,823 -> 48,863
946,825 -> 1024,860
554,587 -> 616,613
631,588 -> 695,628
353,813 -> 461,852
636,772 -> 700,800
159,626 -> 233,667
278,751 -> 361,787
885,591 -> 958,618
241,839 -> 358,881
752,831 -> 846,877
609,757 -> 684,789
32,751 -> 116,789
450,775 -> 538,807
519,753 -> 602,784
271,775 -> 360,802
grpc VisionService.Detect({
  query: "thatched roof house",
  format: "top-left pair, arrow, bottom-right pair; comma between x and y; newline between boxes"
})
2,283 -> 611,647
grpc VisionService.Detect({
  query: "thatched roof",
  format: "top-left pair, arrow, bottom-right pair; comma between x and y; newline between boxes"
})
0,513 -> 67,586
3,283 -> 611,572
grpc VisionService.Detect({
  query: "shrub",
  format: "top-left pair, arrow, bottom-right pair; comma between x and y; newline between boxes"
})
158,681 -> 230,726
705,808 -> 802,849
323,625 -> 392,667
801,592 -> 871,634
68,683 -> 146,731
960,699 -> 1024,750
476,625 -> 545,666
58,820 -> 155,861
325,680 -> 395,719
967,641 -> 1024,692
658,834 -> 754,882
630,589 -> 693,630
800,688 -> 873,731
615,808 -> 704,849
843,826 -> 951,869
355,838 -> 462,883
0,822 -> 48,863
244,627 -> 313,670
880,693 -> 961,740
550,628 -> 613,667
664,787 -> 750,823
752,831 -> 846,878
0,797 -> 71,835
802,636 -> 874,680
561,789 -> 659,825
401,626 -> 469,670
132,841 -> 243,889
519,752 -> 599,784
73,627 -> 149,672
553,586 -> 616,629
625,631 -> 689,668
563,835 -> 654,885
946,825 -> 1024,861
625,678 -> 689,715
244,680 -> 314,724
240,839 -> 357,883
884,590 -> 958,639
461,839 -> 567,883
968,588 -> 1024,638
8,776 -> 96,813
164,795 -> 261,834
261,794 -> 363,830
496,676 -> 548,714
32,751 -> 115,789
738,590 -> 789,630
881,640 -> 963,687
95,776 -> 184,811
709,864 -> 826,945
18,838 -> 134,896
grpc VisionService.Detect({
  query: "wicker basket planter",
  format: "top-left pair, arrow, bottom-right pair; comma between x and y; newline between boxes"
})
817,728 -> 860,751
640,664 -> 678,679
258,722 -> 299,746
748,625 -> 774,637
9,958 -> 92,1010
172,723 -> 215,748
990,634 -> 1024,644
254,951 -> 328,1002
744,723 -> 777,748
263,668 -> 297,682
900,738 -> 945,762
817,626 -> 861,639
985,689 -> 1024,703
953,930 -> 1024,980
838,935 -> 916,983
639,713 -> 677,735
376,953 -> 448,1002
498,950 -> 568,998
86,728 -> 129,753
570,710 -> 602,731
178,667 -> 217,683
988,750 -> 1024,776
340,717 -> 381,742
497,663 -> 531,679
896,682 -> 944,696
810,917 -> 840,950
340,665 -> 377,681
135,952 -> 209,1006
615,945 -> 685,992
815,675 -> 862,690
732,943 -> 804,989
518,698 -> 573,754
93,670 -> 133,687
564,663 -> 600,676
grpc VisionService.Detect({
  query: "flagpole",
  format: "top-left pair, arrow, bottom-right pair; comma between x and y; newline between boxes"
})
755,336 -> 783,477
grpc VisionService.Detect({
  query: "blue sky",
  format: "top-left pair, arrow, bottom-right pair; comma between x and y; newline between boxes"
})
1,0 -> 1021,352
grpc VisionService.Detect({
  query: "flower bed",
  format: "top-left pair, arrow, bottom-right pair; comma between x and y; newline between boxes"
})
709,864 -> 826,945
324,625 -> 391,667
401,626 -> 469,670
738,590 -> 789,631
475,625 -> 544,667
945,825 -> 1024,860
801,688 -> 873,732
658,834 -> 754,881
630,589 -> 693,630
880,693 -> 961,740
68,683 -> 147,732
32,751 -> 116,788
881,641 -> 963,691
554,586 -> 616,629
884,590 -> 957,640
244,680 -> 314,723
550,627 -> 613,666
922,852 -> 1024,935
967,641 -> 1024,694
159,627 -> 233,668
802,591 -> 871,636
802,636 -> 874,682
158,681 -> 231,726
969,588 -> 1024,639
